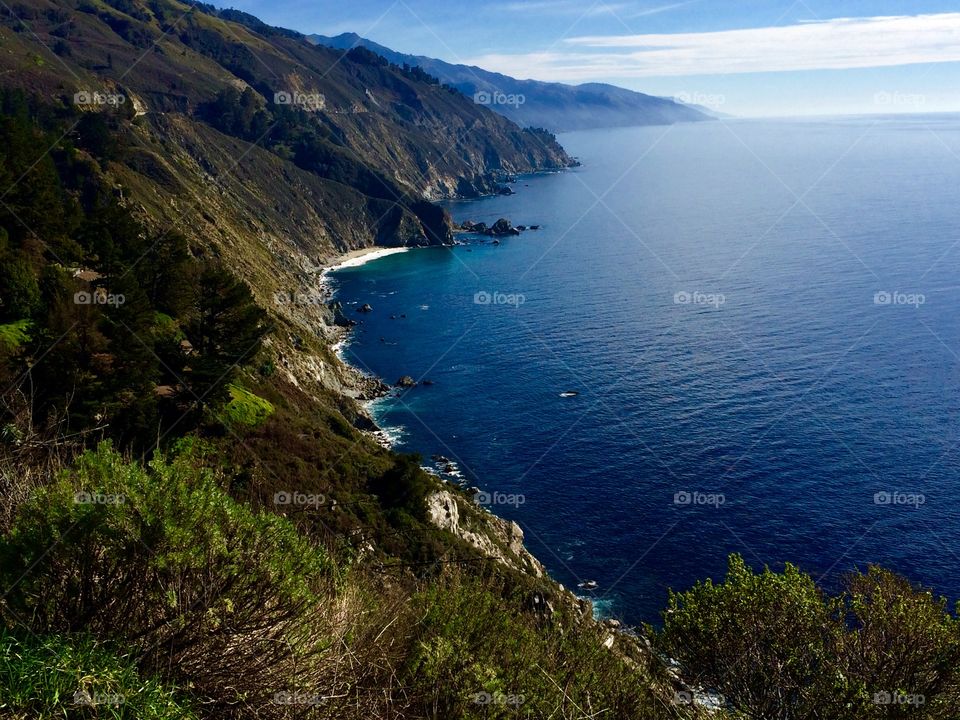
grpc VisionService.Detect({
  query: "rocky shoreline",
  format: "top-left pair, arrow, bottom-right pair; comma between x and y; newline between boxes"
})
320,214 -> 542,420
319,241 -> 726,712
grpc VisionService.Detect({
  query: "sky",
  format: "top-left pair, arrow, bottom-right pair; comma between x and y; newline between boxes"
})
208,0 -> 960,117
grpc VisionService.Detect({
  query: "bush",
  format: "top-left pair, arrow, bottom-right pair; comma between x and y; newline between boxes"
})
0,256 -> 39,321
659,554 -> 960,719
221,383 -> 275,428
402,569 -> 675,719
842,567 -> 960,718
0,320 -> 31,352
369,453 -> 433,522
0,442 -> 336,712
0,630 -> 195,719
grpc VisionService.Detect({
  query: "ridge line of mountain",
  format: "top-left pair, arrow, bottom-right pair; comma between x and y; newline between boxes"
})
308,30 -> 715,132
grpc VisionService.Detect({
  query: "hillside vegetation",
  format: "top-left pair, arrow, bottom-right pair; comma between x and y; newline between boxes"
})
0,1 -> 958,718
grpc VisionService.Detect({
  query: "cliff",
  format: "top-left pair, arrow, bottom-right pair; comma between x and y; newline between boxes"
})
0,0 -> 573,251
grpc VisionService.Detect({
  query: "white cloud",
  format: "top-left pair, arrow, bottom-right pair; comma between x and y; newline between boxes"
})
463,13 -> 960,81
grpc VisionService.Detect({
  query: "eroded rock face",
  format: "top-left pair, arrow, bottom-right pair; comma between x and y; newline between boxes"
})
427,490 -> 544,577
428,490 -> 460,531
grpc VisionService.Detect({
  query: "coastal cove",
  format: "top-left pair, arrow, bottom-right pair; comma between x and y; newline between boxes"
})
331,117 -> 960,625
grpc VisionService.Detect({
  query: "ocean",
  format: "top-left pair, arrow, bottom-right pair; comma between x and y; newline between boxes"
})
332,116 -> 960,624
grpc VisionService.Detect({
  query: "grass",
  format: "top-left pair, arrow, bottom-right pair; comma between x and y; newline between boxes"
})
221,383 -> 275,428
0,631 -> 195,719
0,320 -> 31,351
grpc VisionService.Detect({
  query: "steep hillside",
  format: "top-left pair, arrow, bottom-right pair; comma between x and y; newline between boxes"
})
311,31 -> 712,132
0,0 -> 578,399
0,0 -> 573,239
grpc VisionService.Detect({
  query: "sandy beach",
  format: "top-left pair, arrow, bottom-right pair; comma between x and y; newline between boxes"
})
324,246 -> 412,273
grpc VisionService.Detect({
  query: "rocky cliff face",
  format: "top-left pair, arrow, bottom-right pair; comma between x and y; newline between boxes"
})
427,489 -> 546,578
0,0 -> 573,207
0,0 -> 574,252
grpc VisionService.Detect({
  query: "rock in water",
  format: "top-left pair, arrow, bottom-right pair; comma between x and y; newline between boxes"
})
357,303 -> 373,313
396,375 -> 417,388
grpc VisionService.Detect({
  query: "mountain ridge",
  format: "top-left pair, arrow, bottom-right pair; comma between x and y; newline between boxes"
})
309,31 -> 713,131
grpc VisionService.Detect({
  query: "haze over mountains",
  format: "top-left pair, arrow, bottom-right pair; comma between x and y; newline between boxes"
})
309,32 -> 713,132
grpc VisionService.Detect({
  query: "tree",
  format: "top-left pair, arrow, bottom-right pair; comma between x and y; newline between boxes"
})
183,265 -> 267,407
0,249 -> 40,321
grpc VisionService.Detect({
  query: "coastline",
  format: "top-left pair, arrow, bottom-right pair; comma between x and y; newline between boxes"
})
321,239 -> 611,611
324,245 -> 412,273
324,245 -> 416,451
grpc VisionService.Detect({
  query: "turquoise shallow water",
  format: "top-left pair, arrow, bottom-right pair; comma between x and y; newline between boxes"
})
334,116 -> 960,623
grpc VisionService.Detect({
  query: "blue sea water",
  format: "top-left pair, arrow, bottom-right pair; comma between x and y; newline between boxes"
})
333,116 -> 960,624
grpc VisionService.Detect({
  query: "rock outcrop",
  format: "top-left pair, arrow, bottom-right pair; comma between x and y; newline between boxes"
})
427,490 -> 545,578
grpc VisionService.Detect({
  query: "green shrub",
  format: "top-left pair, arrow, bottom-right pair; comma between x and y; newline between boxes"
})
0,630 -> 195,719
369,453 -> 433,522
0,257 -> 40,321
0,442 -> 336,712
0,320 -> 31,351
659,554 -> 960,719
221,383 -> 275,428
402,569 -> 675,719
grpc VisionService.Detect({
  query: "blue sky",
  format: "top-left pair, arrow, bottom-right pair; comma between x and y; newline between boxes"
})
210,0 -> 960,117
